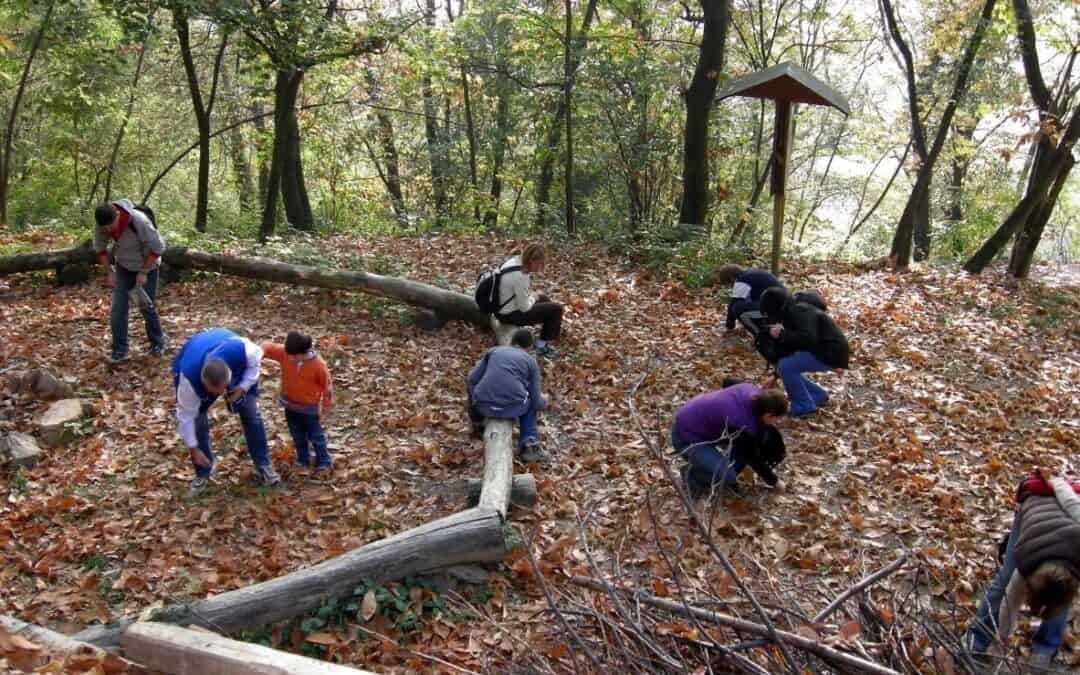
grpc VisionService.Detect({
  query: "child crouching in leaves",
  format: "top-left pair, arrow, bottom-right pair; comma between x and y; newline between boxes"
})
262,332 -> 334,475
670,378 -> 788,498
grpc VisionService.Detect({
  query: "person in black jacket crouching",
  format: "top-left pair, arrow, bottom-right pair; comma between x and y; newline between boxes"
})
758,287 -> 849,417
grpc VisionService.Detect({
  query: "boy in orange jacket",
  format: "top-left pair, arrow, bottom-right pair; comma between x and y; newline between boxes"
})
261,332 -> 334,473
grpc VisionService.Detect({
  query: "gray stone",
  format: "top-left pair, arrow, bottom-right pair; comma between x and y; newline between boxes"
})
37,398 -> 87,447
1,432 -> 42,468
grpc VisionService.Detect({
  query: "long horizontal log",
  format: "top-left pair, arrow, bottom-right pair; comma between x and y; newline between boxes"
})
0,243 -> 490,327
569,576 -> 900,675
76,507 -> 510,649
121,622 -> 374,675
0,615 -> 141,670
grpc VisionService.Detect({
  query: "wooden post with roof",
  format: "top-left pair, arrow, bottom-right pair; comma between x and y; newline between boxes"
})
715,62 -> 850,273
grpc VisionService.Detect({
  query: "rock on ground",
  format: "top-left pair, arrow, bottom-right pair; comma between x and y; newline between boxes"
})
0,432 -> 42,468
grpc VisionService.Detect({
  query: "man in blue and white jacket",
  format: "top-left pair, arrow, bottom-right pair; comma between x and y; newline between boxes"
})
172,328 -> 280,494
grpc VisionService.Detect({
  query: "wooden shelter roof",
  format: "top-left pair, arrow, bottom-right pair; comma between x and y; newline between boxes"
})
714,61 -> 850,115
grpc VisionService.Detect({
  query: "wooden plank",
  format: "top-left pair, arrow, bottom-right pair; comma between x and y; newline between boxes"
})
121,622 -> 373,675
77,507 -> 509,649
478,418 -> 515,518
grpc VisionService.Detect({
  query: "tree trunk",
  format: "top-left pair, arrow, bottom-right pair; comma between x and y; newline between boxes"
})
678,0 -> 732,225
223,57 -> 255,212
0,243 -> 493,327
883,0 -> 996,267
75,507 -> 510,649
483,80 -> 511,229
253,100 -> 270,210
1007,154 -> 1074,277
261,69 -> 310,238
422,0 -> 448,224
0,0 -> 55,226
363,69 -> 406,222
175,13 -> 228,232
104,33 -> 151,202
563,0 -> 576,234
912,186 -> 931,261
534,0 -> 600,229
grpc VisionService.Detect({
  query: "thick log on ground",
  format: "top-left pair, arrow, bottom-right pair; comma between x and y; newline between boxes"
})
478,419 -> 515,518
121,622 -> 374,675
75,507 -> 509,649
0,615 -> 140,671
465,473 -> 536,509
0,243 -> 490,328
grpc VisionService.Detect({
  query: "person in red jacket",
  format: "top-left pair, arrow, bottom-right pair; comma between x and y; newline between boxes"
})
965,469 -> 1080,671
262,332 -> 334,474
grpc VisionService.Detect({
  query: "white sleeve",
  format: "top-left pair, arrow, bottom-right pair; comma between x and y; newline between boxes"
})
1051,477 -> 1080,523
731,281 -> 751,300
176,375 -> 201,448
995,570 -> 1028,651
510,272 -> 534,313
236,339 -> 263,392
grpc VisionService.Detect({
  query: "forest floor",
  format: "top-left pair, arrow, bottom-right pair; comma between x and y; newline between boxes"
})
1,232 -> 1078,673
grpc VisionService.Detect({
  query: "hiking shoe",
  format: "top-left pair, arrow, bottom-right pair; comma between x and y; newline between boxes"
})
313,464 -> 332,478
535,344 -> 558,359
519,441 -> 549,464
254,465 -> 282,487
108,354 -> 130,367
680,465 -> 709,500
149,343 -> 167,357
188,475 -> 212,496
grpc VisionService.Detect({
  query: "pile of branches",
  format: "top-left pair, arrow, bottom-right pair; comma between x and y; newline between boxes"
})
443,374 -> 1054,675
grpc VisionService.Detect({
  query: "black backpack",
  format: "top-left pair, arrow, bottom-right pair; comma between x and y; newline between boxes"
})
752,290 -> 828,365
133,203 -> 157,228
475,265 -> 521,315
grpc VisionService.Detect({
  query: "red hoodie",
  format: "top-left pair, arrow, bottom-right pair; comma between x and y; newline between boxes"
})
1016,473 -> 1080,504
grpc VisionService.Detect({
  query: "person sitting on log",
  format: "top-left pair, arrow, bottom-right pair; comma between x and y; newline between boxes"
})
758,287 -> 848,418
964,469 -> 1080,671
93,199 -> 166,365
670,379 -> 788,498
261,331 -> 334,476
713,264 -> 783,333
467,328 -> 549,464
173,328 -> 280,494
494,243 -> 563,358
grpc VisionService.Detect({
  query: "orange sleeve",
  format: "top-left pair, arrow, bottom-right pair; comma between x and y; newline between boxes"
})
261,342 -> 286,364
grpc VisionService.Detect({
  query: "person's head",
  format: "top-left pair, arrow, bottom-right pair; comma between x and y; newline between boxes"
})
285,331 -> 313,356
750,388 -> 789,426
511,328 -> 535,350
759,286 -> 792,322
521,243 -> 547,274
759,424 -> 786,466
1026,561 -> 1079,619
714,264 -> 744,286
200,359 -> 232,396
94,203 -> 118,235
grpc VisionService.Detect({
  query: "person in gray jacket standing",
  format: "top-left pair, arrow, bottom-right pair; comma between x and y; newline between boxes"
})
94,199 -> 166,364
466,328 -> 549,463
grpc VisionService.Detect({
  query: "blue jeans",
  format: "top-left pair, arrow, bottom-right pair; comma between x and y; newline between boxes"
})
468,404 -> 539,448
111,266 -> 164,359
966,512 -> 1067,658
286,409 -> 331,467
777,351 -> 831,415
191,386 -> 271,478
671,427 -> 742,490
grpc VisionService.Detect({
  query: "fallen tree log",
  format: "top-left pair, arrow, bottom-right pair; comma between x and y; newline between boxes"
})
465,473 -> 536,509
0,615 -> 140,671
0,243 -> 490,328
569,576 -> 901,675
76,507 -> 510,649
121,622 -> 374,675
479,419 -> 515,518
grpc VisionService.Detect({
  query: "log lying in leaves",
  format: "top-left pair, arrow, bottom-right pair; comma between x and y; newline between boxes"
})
569,576 -> 901,675
0,243 -> 490,328
465,473 -> 536,509
0,615 -> 140,672
121,622 -> 374,675
478,419 -> 515,519
75,507 -> 510,649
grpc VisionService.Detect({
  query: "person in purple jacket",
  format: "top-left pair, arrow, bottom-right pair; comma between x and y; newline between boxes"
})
714,264 -> 783,332
671,380 -> 788,497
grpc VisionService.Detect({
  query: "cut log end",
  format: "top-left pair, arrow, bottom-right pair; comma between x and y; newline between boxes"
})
465,473 -> 537,509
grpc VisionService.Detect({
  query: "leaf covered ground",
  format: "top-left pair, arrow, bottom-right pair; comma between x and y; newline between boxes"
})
1,233 -> 1078,673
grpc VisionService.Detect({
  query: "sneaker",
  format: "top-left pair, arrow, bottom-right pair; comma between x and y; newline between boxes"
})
535,344 -> 557,359
188,475 -> 212,496
789,406 -> 817,418
519,440 -> 549,464
149,343 -> 166,357
108,354 -> 130,367
313,464 -> 332,478
254,465 -> 281,487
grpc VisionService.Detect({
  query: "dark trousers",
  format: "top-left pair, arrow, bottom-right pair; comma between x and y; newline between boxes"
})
111,266 -> 164,359
286,409 -> 331,467
499,294 -> 563,341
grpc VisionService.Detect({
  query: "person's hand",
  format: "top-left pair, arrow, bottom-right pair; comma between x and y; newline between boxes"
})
227,388 -> 245,403
190,448 -> 210,468
135,271 -> 148,287
772,479 -> 786,492
769,324 -> 783,339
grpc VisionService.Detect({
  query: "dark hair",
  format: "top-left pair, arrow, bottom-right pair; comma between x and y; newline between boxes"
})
714,264 -> 744,286
750,388 -> 789,420
1027,561 -> 1079,619
94,203 -> 117,227
285,331 -> 313,355
759,287 -> 792,322
511,328 -> 534,349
